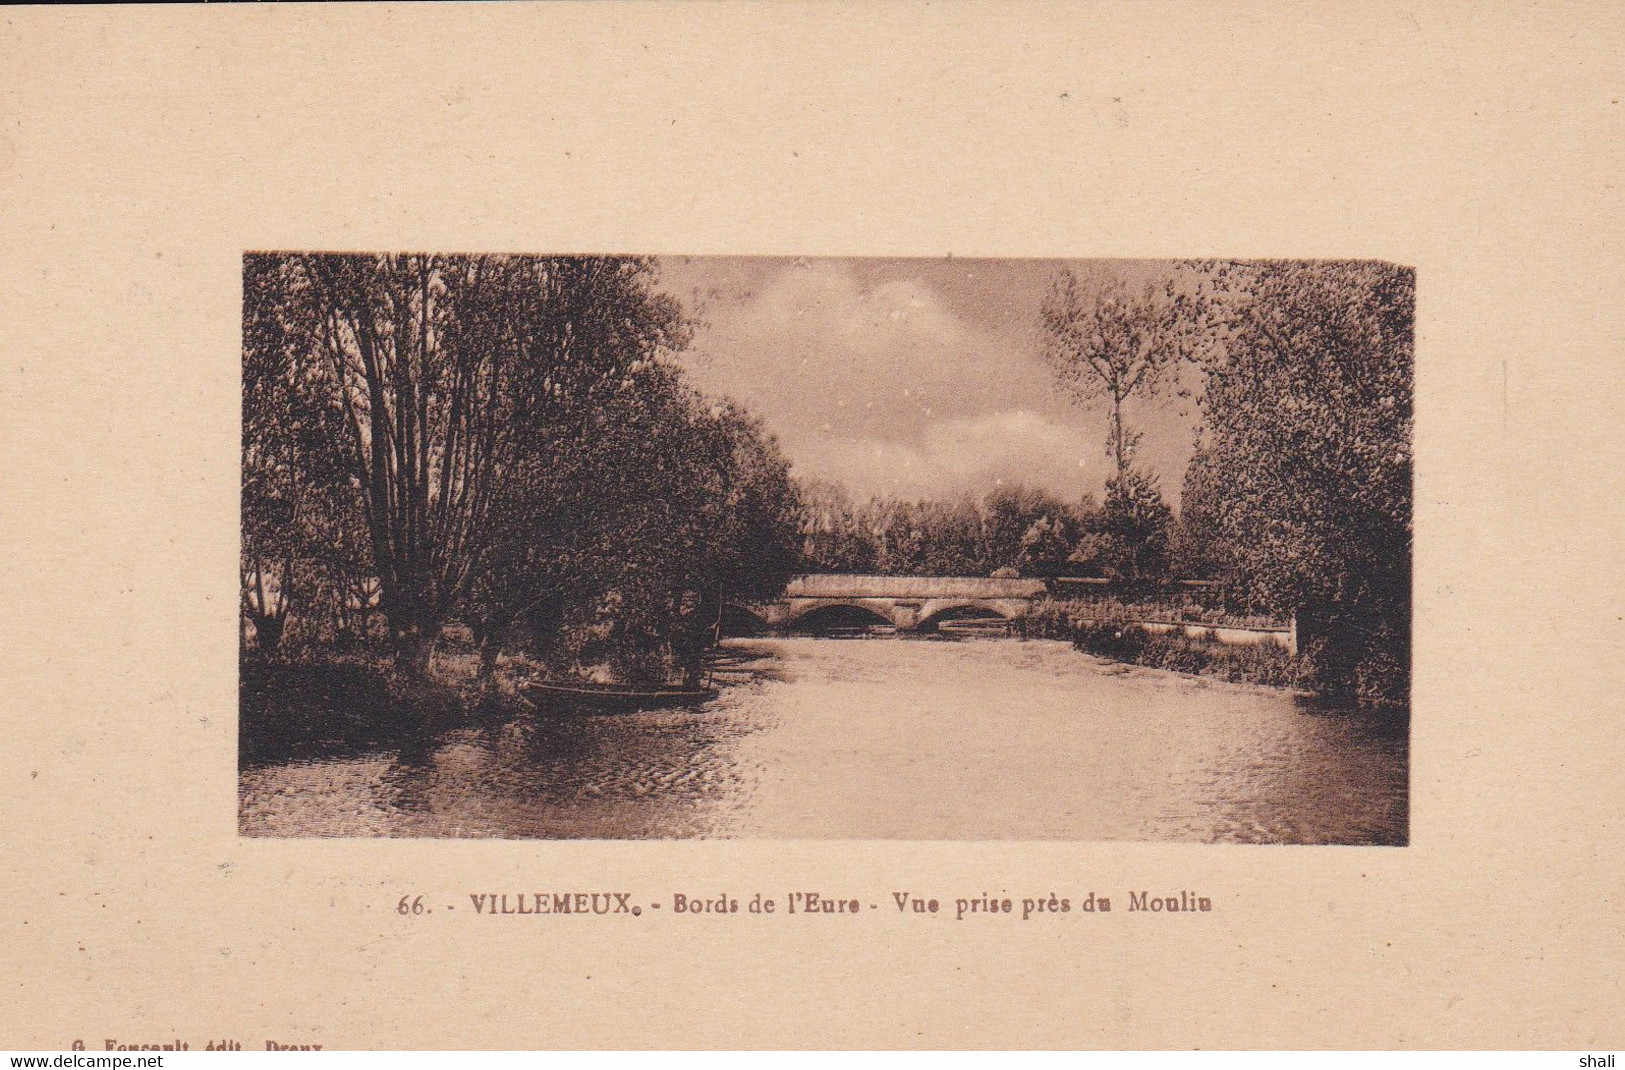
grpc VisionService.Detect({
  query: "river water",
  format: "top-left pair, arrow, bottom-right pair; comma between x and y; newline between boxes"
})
239,637 -> 1408,844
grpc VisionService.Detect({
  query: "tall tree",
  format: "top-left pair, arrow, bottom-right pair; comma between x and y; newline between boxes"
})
980,484 -> 1076,575
1016,513 -> 1078,576
290,254 -> 687,672
1040,271 -> 1184,475
241,255 -> 368,654
792,483 -> 1088,578
465,365 -> 800,686
796,479 -> 878,574
1188,259 -> 1413,701
1094,469 -> 1173,586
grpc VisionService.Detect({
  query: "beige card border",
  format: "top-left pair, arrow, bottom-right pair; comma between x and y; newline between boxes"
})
2,1 -> 1620,1050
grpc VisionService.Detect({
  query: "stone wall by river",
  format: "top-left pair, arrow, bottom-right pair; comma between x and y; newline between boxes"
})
239,637 -> 1408,844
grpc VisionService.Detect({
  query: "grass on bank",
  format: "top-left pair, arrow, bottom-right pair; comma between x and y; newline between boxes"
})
238,645 -> 535,766
1025,599 -> 1315,693
1028,595 -> 1288,632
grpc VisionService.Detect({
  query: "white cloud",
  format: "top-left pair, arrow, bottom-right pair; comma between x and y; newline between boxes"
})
801,409 -> 1103,502
681,260 -> 1048,444
669,258 -> 1196,504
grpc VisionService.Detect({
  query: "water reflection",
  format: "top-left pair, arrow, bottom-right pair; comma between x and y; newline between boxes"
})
240,638 -> 1408,843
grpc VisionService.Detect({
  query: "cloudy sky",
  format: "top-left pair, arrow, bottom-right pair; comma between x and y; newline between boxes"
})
656,257 -> 1200,507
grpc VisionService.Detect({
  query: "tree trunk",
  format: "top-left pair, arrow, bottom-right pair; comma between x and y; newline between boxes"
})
1112,394 -> 1126,476
253,613 -> 285,655
394,620 -> 441,677
477,618 -> 510,685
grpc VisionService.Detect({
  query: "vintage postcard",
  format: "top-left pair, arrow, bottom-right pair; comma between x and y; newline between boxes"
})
2,1 -> 1619,1052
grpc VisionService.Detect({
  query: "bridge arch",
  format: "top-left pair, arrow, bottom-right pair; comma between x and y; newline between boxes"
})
782,600 -> 897,633
915,599 -> 1018,633
720,602 -> 771,637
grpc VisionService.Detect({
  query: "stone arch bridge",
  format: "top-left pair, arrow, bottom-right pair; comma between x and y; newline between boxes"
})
734,574 -> 1049,634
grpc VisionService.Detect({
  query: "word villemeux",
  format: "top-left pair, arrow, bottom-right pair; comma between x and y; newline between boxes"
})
469,893 -> 639,916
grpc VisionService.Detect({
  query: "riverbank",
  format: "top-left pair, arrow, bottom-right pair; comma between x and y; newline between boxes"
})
238,650 -> 531,767
1024,598 -> 1315,693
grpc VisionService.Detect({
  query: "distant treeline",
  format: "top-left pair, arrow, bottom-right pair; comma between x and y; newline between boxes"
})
794,472 -> 1194,587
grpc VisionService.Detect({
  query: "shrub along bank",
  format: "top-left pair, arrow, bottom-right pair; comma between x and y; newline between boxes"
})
238,649 -> 531,767
1024,599 -> 1316,694
1029,594 -> 1286,631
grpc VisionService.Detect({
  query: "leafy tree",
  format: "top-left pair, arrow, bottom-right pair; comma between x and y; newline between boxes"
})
1017,513 -> 1078,576
1065,531 -> 1112,576
795,479 -> 878,574
1093,469 -> 1173,586
978,484 -> 1075,575
913,496 -> 987,576
470,369 -> 799,685
285,254 -> 687,673
1169,446 -> 1229,582
1187,259 -> 1413,701
794,482 -> 1094,578
671,402 -> 801,676
241,255 -> 370,654
245,252 -> 804,691
1040,271 -> 1185,475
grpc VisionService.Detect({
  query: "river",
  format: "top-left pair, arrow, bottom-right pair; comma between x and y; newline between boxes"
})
239,637 -> 1408,844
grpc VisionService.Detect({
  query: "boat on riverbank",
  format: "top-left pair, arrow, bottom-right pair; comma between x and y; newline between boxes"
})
521,679 -> 719,713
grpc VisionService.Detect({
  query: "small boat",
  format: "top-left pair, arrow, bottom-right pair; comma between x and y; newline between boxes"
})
521,679 -> 719,713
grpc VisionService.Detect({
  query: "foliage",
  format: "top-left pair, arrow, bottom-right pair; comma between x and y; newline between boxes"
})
980,484 -> 1073,573
1024,610 -> 1313,691
1026,596 -> 1287,633
1016,513 -> 1078,576
241,253 -> 800,684
1126,629 -> 1313,690
796,481 -> 1091,578
1092,469 -> 1173,585
1185,260 -> 1413,702
1169,446 -> 1229,582
281,254 -> 693,670
1040,271 -> 1187,474
794,473 -> 1177,586
486,380 -> 801,685
241,255 -> 374,653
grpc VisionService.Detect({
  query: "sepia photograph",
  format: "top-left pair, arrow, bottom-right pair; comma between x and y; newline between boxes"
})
239,255 -> 1412,844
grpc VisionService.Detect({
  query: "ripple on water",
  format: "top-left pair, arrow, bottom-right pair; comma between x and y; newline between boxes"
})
239,637 -> 1407,843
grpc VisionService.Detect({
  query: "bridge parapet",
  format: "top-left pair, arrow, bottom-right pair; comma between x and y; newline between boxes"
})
740,574 -> 1047,634
781,574 -> 1048,600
